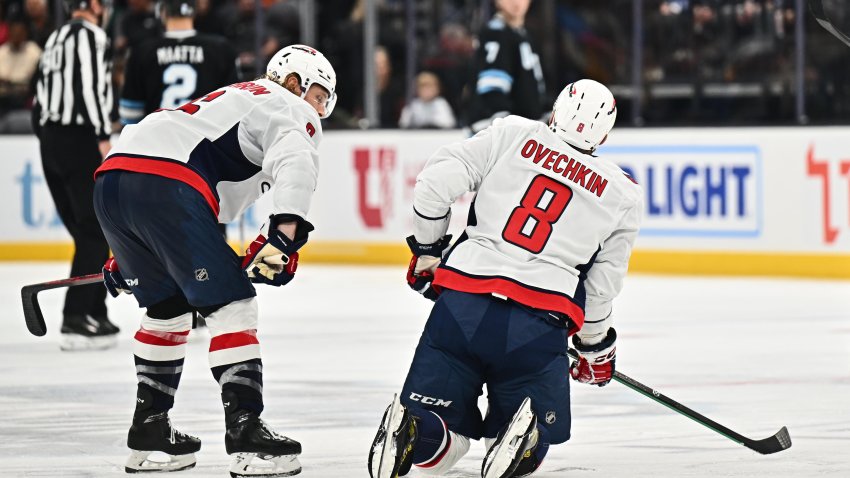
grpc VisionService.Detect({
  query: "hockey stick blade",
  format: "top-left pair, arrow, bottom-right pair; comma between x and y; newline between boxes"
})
744,426 -> 792,455
21,273 -> 105,337
567,350 -> 792,454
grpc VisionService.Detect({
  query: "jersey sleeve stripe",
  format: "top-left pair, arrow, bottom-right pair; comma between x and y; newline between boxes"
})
477,70 -> 513,94
413,206 -> 450,221
119,99 -> 145,124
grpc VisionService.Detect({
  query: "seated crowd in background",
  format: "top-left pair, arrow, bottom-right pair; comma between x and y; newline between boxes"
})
0,0 -> 848,134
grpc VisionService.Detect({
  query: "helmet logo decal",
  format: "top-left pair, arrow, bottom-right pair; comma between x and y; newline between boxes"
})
292,45 -> 318,56
576,123 -> 585,133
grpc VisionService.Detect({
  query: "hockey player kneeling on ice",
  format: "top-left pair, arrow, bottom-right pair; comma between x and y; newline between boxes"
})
93,44 -> 337,476
369,79 -> 641,478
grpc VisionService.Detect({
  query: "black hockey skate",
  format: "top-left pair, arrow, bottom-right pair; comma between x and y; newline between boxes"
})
225,410 -> 302,477
481,397 -> 540,478
368,394 -> 418,478
125,411 -> 201,473
94,314 -> 121,334
60,314 -> 118,351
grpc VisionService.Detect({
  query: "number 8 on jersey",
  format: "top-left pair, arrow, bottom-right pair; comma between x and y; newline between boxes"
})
502,174 -> 573,254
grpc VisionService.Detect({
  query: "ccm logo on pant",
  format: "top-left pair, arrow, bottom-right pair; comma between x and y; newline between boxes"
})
409,393 -> 452,407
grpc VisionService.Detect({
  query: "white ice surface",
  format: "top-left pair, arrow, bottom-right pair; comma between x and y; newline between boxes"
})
1,263 -> 849,477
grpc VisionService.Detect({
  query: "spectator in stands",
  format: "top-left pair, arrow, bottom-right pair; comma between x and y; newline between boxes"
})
24,0 -> 53,48
0,17 -> 41,112
421,23 -> 474,114
376,45 -> 403,128
399,71 -> 456,129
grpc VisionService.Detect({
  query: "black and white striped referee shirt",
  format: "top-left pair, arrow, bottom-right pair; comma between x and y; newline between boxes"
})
35,18 -> 113,139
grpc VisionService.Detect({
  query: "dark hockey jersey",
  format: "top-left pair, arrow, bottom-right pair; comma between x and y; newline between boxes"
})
468,15 -> 546,132
119,29 -> 238,124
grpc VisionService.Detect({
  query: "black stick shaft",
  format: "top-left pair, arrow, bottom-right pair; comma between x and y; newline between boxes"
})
567,350 -> 790,453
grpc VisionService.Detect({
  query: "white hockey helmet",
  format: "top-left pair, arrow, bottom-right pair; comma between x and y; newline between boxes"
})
549,79 -> 617,152
267,45 -> 337,119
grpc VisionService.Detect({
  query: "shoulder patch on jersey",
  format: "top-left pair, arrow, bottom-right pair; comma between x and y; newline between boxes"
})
306,122 -> 315,137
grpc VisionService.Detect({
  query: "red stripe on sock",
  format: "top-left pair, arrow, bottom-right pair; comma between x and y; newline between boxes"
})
210,330 -> 259,352
134,328 -> 190,346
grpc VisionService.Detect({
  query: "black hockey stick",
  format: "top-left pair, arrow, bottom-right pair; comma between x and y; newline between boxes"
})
567,350 -> 791,454
21,273 -> 104,337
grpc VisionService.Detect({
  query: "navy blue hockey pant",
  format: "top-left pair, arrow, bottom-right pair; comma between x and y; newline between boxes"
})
94,171 -> 262,414
93,170 -> 255,308
400,289 -> 572,444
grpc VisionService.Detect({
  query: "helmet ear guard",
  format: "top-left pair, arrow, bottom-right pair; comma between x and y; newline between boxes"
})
267,45 -> 337,119
550,79 -> 617,152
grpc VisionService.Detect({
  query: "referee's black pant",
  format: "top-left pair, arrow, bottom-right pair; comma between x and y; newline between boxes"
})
40,123 -> 110,320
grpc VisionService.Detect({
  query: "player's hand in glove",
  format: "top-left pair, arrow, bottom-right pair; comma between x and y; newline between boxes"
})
243,216 -> 312,287
406,234 -> 452,301
569,328 -> 617,387
103,257 -> 133,297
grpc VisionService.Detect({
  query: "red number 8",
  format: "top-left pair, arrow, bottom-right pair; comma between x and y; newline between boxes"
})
502,175 -> 573,253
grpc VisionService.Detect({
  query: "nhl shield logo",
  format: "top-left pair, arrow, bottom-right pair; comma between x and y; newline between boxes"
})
545,411 -> 557,424
195,268 -> 209,281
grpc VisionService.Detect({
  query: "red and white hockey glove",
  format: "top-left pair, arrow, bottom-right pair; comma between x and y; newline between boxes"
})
103,257 -> 133,297
405,234 -> 452,301
243,217 -> 312,287
569,328 -> 617,387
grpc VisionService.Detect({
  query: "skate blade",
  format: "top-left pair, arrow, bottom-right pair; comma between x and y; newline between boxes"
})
373,393 -> 410,478
229,452 -> 301,477
125,450 -> 196,473
482,397 -> 536,478
60,334 -> 118,352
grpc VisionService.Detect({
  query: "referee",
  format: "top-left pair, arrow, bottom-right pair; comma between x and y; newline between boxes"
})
33,0 -> 119,351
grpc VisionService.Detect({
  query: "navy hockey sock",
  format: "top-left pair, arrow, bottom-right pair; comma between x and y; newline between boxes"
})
411,409 -> 451,467
134,356 -> 184,412
212,358 -> 264,415
132,323 -> 190,413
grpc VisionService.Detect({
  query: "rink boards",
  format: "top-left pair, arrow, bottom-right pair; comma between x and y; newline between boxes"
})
1,128 -> 849,278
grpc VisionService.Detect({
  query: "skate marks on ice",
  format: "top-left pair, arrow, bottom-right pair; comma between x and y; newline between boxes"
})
0,265 -> 849,476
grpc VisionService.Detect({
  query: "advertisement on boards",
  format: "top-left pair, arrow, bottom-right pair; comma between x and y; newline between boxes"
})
1,127 -> 849,274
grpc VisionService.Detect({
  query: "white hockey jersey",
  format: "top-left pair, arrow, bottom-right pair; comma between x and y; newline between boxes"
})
97,78 -> 322,223
414,116 -> 642,338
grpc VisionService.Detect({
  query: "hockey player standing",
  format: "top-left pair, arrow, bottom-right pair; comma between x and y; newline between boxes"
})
118,0 -> 238,125
369,80 -> 642,478
93,45 -> 336,476
468,0 -> 545,133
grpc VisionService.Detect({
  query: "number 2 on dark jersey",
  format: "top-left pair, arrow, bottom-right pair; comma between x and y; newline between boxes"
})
502,174 -> 572,253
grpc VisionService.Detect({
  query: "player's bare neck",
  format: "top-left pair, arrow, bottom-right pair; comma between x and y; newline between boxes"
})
166,18 -> 194,32
497,12 -> 525,29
